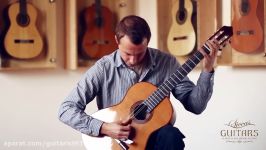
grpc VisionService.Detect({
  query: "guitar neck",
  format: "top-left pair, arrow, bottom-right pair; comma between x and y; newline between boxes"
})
179,0 -> 185,10
95,0 -> 103,27
19,0 -> 27,15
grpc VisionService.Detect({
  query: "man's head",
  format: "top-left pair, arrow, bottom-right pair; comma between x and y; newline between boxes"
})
115,15 -> 151,44
115,15 -> 151,67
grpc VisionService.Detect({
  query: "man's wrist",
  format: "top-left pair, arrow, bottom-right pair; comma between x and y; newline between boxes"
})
203,68 -> 215,73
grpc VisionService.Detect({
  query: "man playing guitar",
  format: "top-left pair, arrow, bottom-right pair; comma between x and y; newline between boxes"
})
58,15 -> 223,150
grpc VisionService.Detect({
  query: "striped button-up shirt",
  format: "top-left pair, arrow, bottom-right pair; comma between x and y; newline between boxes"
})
58,48 -> 214,137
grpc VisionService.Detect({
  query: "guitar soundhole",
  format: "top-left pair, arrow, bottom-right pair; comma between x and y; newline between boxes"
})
134,103 -> 147,120
176,9 -> 187,25
17,13 -> 30,27
240,0 -> 250,16
131,101 -> 151,123
95,17 -> 103,28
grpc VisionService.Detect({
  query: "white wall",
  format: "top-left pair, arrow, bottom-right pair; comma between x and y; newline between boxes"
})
0,0 -> 265,150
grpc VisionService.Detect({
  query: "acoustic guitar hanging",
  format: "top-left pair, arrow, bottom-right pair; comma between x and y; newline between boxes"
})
167,0 -> 196,56
231,0 -> 263,53
4,0 -> 43,59
82,26 -> 233,150
81,0 -> 117,59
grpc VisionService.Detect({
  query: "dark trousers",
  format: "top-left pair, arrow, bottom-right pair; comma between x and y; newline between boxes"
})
146,125 -> 185,150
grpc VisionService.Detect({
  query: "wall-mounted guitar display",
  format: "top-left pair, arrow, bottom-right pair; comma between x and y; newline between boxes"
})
4,0 -> 44,59
231,0 -> 264,53
167,0 -> 197,56
81,0 -> 117,59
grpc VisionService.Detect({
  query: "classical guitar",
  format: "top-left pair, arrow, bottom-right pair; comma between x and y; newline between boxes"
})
4,0 -> 43,59
167,0 -> 196,56
81,0 -> 117,59
82,26 -> 233,150
231,0 -> 263,53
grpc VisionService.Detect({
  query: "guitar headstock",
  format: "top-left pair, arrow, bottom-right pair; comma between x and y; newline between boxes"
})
209,26 -> 233,50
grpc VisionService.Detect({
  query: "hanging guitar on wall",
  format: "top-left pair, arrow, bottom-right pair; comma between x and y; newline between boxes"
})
167,0 -> 196,56
4,0 -> 43,59
81,0 -> 117,59
231,0 -> 263,53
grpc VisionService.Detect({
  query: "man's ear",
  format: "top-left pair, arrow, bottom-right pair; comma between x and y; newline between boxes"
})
115,35 -> 119,44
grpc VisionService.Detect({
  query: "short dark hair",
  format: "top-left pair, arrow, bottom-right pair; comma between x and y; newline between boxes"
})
115,15 -> 151,45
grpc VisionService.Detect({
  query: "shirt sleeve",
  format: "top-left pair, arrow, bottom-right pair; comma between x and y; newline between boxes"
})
172,71 -> 214,114
58,61 -> 104,137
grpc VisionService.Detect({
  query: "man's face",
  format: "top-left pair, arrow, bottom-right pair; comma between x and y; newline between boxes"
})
117,35 -> 148,67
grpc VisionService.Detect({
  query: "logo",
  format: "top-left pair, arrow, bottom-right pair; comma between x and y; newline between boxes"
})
220,119 -> 259,143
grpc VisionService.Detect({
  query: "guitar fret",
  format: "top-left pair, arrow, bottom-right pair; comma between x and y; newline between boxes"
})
153,92 -> 161,100
163,82 -> 171,90
147,98 -> 156,107
203,44 -> 211,53
158,87 -> 168,96
144,101 -> 153,112
173,73 -> 181,81
189,58 -> 197,66
160,85 -> 169,94
166,80 -> 175,88
154,91 -> 163,100
144,100 -> 154,111
181,67 -> 188,74
156,90 -> 164,98
149,95 -> 159,109
185,63 -> 192,70
150,94 -> 157,102
170,77 -> 178,85
177,70 -> 184,77
194,54 -> 201,61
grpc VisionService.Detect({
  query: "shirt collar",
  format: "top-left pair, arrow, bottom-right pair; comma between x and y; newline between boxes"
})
114,50 -> 124,67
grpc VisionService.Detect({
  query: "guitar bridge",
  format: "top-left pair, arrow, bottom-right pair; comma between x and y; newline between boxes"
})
14,39 -> 34,43
236,30 -> 254,36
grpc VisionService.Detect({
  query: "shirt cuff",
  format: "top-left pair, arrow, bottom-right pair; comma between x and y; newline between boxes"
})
88,118 -> 104,137
199,71 -> 214,83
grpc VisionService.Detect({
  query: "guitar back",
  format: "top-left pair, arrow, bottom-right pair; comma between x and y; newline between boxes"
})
81,3 -> 117,59
4,2 -> 43,59
82,82 -> 173,150
231,0 -> 263,53
167,0 -> 196,56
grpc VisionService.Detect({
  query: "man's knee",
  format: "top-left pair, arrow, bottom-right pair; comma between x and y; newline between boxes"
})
158,125 -> 185,140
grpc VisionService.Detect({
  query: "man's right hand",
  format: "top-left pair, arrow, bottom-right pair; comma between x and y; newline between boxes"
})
100,118 -> 132,140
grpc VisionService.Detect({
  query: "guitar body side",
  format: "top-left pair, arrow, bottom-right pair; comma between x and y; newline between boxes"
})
4,2 -> 43,59
167,0 -> 196,56
82,82 -> 173,150
82,4 -> 117,59
231,0 -> 263,53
